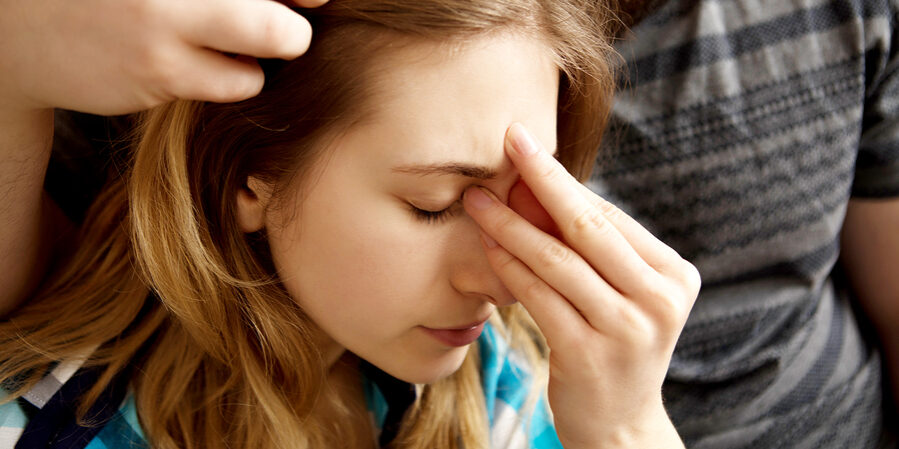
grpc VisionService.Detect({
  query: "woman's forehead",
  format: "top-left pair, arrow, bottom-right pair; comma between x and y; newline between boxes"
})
351,32 -> 560,166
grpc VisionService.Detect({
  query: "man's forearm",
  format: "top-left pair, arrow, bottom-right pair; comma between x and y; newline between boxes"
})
0,107 -> 55,317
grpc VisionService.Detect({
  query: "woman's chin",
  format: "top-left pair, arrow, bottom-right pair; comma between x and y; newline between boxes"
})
376,346 -> 470,385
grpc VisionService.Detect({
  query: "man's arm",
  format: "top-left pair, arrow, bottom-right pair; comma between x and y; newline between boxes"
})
840,197 -> 899,410
0,0 -> 331,317
0,109 -> 56,317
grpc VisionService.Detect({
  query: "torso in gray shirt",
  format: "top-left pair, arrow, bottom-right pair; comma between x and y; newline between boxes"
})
591,0 -> 899,447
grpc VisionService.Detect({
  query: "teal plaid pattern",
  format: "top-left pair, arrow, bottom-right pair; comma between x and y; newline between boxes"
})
3,323 -> 559,448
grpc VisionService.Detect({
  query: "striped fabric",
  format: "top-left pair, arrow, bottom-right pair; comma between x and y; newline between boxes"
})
2,323 -> 558,448
590,0 -> 899,447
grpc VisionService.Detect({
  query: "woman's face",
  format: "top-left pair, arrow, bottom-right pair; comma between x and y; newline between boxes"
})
241,33 -> 559,383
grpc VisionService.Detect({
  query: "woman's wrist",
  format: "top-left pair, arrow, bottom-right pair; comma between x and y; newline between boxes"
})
563,404 -> 684,449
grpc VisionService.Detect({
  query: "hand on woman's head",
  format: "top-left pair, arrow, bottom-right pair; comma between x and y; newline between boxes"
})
0,0 -> 328,115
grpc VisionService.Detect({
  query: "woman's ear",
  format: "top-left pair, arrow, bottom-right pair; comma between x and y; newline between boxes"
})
236,176 -> 273,233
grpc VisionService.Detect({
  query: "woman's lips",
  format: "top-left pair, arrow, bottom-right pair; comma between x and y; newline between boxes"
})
421,320 -> 487,347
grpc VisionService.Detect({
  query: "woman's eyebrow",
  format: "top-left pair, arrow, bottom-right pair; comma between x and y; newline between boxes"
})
391,162 -> 498,180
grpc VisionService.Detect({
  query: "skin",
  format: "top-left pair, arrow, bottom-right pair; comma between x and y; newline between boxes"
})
0,0 -> 328,317
238,33 -> 696,448
839,198 -> 899,412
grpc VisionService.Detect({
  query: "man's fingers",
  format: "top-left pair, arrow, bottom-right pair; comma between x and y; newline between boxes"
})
181,0 -> 313,60
166,49 -> 265,102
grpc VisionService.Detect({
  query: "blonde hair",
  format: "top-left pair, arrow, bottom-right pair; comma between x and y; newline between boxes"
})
1,1 -> 628,447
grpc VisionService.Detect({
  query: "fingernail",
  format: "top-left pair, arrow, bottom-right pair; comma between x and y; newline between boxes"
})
507,123 -> 539,156
466,187 -> 494,210
480,230 -> 498,248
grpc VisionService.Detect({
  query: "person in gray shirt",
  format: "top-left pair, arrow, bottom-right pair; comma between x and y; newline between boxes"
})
592,0 -> 899,447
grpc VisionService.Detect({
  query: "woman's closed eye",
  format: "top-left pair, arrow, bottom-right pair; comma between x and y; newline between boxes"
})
409,200 -> 463,224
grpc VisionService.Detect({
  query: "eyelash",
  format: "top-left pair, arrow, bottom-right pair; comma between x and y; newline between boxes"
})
409,200 -> 461,224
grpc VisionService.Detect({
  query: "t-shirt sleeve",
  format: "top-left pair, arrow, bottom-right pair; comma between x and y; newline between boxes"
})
854,9 -> 899,198
478,324 -> 562,449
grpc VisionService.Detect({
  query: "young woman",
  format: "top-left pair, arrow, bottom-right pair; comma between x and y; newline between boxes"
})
0,0 -> 699,447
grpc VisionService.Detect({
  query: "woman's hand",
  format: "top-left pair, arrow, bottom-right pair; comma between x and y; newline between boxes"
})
0,0 -> 328,115
462,123 -> 700,449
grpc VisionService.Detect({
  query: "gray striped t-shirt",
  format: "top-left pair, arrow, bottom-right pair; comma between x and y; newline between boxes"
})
590,0 -> 899,447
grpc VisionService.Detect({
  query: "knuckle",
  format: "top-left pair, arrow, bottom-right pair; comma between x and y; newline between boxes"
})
570,206 -> 615,239
653,294 -> 691,336
592,196 -> 623,219
640,276 -> 669,301
618,307 -> 656,347
633,277 -> 688,333
659,258 -> 701,303
522,278 -> 554,302
535,240 -> 571,269
601,203 -> 628,227
657,245 -> 684,265
654,295 -> 685,331
680,260 -> 703,297
570,207 -> 603,234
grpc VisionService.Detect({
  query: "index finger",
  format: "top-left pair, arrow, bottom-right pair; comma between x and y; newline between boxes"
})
502,123 -> 659,295
506,124 -> 684,264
